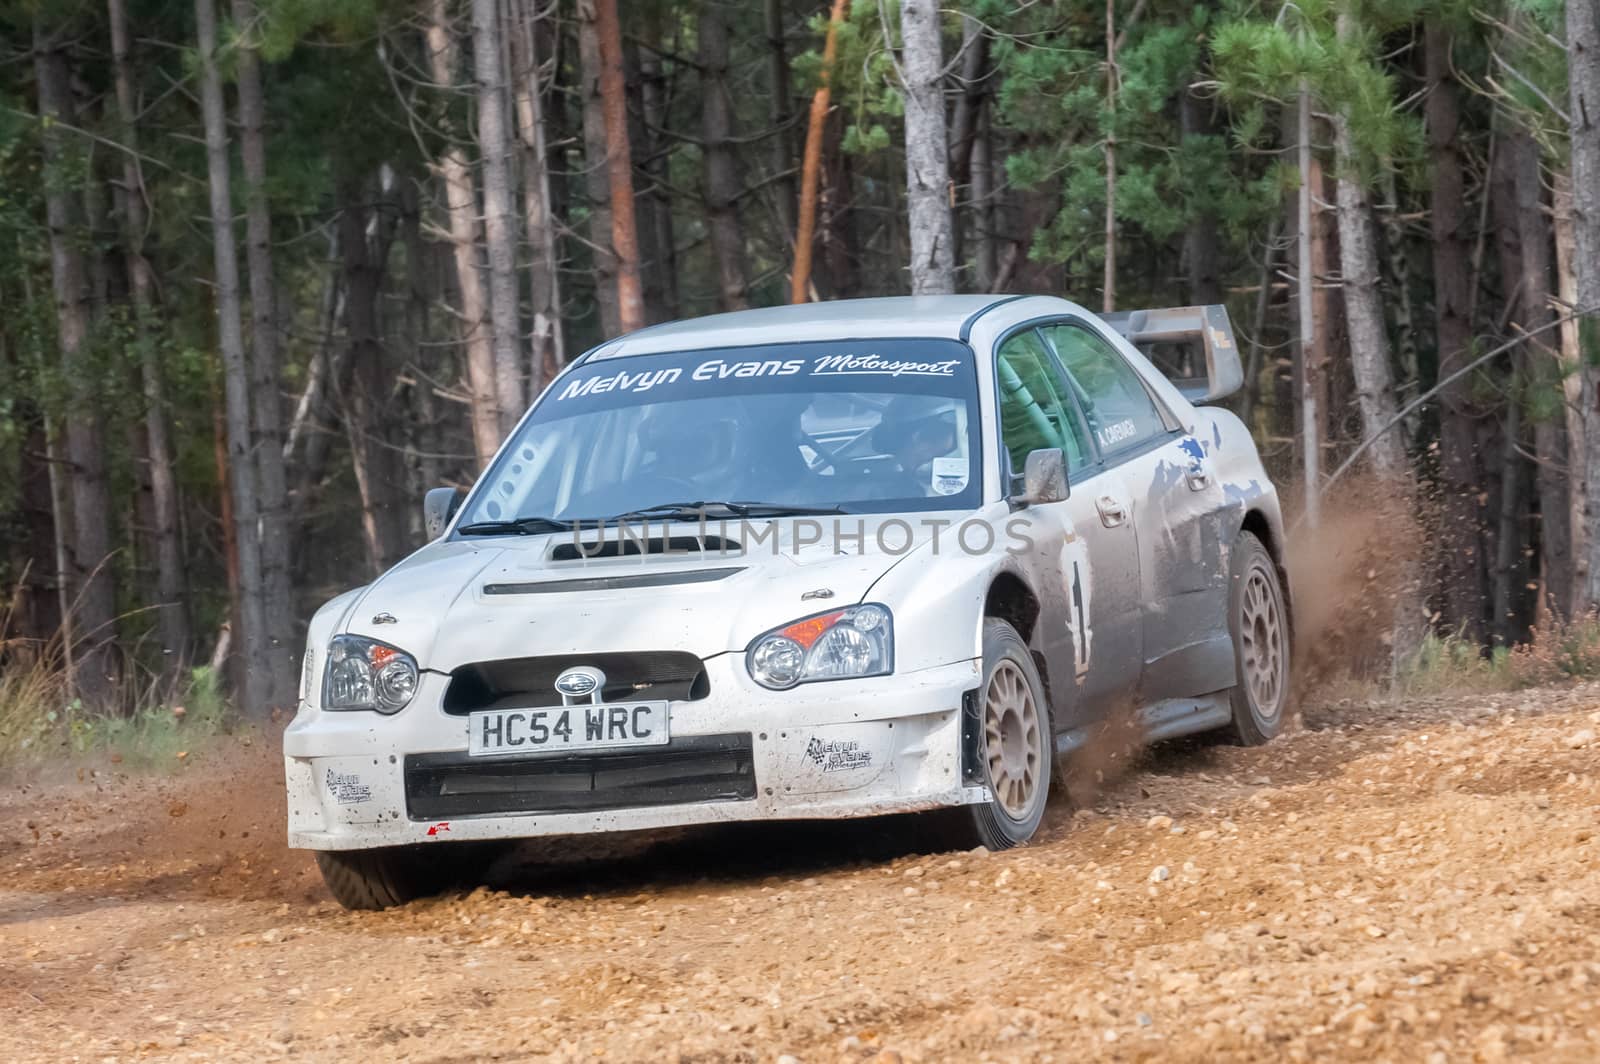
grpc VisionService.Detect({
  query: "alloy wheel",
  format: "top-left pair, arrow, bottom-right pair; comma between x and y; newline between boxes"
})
983,658 -> 1042,819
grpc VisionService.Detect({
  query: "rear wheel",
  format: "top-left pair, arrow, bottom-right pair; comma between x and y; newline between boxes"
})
1225,531 -> 1290,745
935,619 -> 1052,850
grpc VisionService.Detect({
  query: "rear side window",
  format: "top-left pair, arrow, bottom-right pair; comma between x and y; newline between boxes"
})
995,330 -> 1093,475
1044,324 -> 1170,457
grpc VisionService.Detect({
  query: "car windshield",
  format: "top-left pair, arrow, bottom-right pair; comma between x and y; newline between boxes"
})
458,339 -> 982,528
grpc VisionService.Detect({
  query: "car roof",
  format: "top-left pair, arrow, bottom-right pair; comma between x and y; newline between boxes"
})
583,295 -> 1030,361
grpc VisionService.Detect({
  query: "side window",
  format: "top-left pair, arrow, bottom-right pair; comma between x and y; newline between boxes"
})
995,330 -> 1093,477
1044,324 -> 1171,457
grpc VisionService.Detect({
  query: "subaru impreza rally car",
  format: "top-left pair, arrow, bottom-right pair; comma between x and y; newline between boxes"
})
286,295 -> 1291,909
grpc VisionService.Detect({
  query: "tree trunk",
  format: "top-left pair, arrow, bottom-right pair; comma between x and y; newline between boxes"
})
1331,14 -> 1406,480
900,0 -> 955,295
196,0 -> 270,715
948,15 -> 990,282
471,0 -> 526,431
1240,216 -> 1280,431
699,4 -> 749,311
511,0 -> 563,389
791,0 -> 848,303
231,0 -> 295,706
1102,0 -> 1118,311
1556,170 -> 1588,596
1508,131 -> 1573,619
13,394 -> 63,650
1492,397 -> 1527,645
971,87 -> 997,292
591,0 -> 644,332
399,177 -> 443,504
426,0 -> 502,468
576,1 -> 621,335
765,0 -> 797,239
821,107 -> 858,298
1490,129 -> 1531,642
338,178 -> 406,574
633,40 -> 677,323
1179,84 -> 1223,305
285,228 -> 342,496
35,26 -> 120,706
1425,23 -> 1487,640
1296,82 -> 1321,526
1569,0 -> 1600,608
108,0 -> 190,668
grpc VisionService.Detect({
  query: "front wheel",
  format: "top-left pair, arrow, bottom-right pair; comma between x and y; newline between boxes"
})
1225,531 -> 1291,745
315,841 -> 507,910
933,619 -> 1052,850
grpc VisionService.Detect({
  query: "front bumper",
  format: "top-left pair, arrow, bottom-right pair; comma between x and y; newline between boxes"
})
284,656 -> 985,850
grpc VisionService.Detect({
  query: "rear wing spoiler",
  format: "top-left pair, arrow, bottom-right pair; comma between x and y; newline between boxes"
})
1101,304 -> 1243,404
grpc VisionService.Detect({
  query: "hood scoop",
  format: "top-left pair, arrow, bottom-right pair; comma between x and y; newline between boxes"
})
484,567 -> 745,595
548,535 -> 742,562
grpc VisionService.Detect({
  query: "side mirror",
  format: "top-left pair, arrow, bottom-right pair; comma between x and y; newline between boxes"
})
1021,448 -> 1069,505
424,486 -> 464,540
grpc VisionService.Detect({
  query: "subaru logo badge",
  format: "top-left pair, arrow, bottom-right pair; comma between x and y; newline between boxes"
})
554,666 -> 605,705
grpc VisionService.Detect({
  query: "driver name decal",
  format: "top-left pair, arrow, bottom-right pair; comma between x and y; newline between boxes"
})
1096,417 -> 1139,449
691,357 -> 806,380
558,366 -> 682,400
557,357 -> 808,401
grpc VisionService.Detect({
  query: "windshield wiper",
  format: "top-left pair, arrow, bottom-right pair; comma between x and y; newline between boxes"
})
599,500 -> 846,522
455,516 -> 580,536
724,500 -> 847,517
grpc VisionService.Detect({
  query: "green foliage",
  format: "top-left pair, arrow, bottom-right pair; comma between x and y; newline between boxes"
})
0,661 -> 238,770
1395,614 -> 1600,697
1211,0 -> 1424,181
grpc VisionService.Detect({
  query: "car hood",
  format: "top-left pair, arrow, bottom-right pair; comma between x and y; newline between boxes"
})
336,516 -> 955,671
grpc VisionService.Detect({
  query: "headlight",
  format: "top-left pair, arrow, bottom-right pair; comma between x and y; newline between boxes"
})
323,634 -> 419,713
746,604 -> 893,690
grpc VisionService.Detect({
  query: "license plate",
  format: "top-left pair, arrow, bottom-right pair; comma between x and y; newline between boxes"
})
467,702 -> 669,757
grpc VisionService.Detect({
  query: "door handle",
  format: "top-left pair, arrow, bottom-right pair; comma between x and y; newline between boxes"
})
1096,495 -> 1128,528
1187,468 -> 1212,491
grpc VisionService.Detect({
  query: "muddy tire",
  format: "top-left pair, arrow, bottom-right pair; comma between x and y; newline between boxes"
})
1225,531 -> 1291,745
934,619 -> 1052,851
315,846 -> 446,910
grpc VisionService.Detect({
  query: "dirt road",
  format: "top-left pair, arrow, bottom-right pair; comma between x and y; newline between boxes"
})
3,685 -> 1598,1062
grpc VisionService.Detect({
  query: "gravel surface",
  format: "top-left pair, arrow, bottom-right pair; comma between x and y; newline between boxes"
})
3,685 -> 1599,1062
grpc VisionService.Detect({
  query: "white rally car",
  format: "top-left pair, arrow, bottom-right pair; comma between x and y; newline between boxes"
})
286,296 -> 1291,909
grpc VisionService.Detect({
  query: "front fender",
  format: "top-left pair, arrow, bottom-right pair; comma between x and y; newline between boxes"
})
865,502 -> 1035,674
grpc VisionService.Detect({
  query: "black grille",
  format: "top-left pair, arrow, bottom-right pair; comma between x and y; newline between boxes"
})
443,651 -> 709,715
404,734 -> 756,819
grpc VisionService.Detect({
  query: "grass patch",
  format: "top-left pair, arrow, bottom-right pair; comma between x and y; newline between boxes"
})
0,658 -> 241,771
1393,613 -> 1600,696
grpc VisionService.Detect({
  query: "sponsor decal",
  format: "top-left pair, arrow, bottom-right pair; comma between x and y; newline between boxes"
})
325,768 -> 373,805
931,456 -> 969,496
804,736 -> 874,773
811,353 -> 960,377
